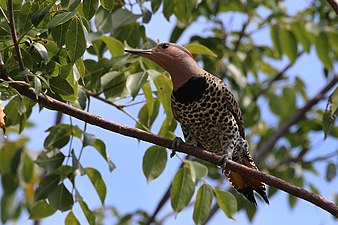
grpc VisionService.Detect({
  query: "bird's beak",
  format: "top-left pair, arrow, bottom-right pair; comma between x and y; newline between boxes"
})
124,48 -> 154,55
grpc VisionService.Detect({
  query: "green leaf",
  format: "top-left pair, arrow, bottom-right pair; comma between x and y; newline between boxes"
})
44,124 -> 72,150
170,25 -> 187,43
18,2 -> 37,33
34,174 -> 60,200
83,133 -> 108,159
22,152 -> 34,182
185,160 -> 208,183
270,25 -> 282,58
101,36 -> 124,57
50,77 -> 75,98
151,0 -> 162,13
51,20 -> 71,47
185,43 -> 217,58
290,22 -> 310,52
33,75 -> 42,99
33,42 -> 48,64
141,5 -> 152,23
154,74 -> 173,121
66,17 -> 86,62
142,82 -> 155,118
35,151 -> 65,172
85,167 -> 107,204
95,7 -> 140,33
126,71 -> 148,99
79,200 -> 96,225
315,31 -> 332,70
288,195 -> 297,209
100,71 -> 128,99
65,211 -> 80,225
214,189 -> 237,219
142,145 -> 167,182
72,150 -> 85,176
323,87 -> 338,138
170,167 -> 195,215
82,0 -> 98,20
193,184 -> 213,225
173,0 -> 197,25
31,2 -> 55,26
29,200 -> 57,220
280,28 -> 298,62
47,11 -> 77,29
163,0 -> 174,20
100,0 -> 114,11
326,163 -> 336,182
48,183 -> 74,211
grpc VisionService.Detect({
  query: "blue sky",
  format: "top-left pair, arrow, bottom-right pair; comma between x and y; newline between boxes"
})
13,1 -> 338,225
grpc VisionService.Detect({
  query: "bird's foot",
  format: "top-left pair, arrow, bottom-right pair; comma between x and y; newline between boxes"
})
220,155 -> 232,176
170,137 -> 184,158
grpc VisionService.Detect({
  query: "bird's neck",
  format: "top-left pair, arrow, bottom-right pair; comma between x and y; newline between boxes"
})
168,61 -> 205,91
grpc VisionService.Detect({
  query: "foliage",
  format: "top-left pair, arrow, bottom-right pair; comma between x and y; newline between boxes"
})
0,0 -> 337,224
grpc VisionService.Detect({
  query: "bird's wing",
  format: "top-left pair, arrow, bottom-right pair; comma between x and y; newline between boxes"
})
221,82 -> 246,138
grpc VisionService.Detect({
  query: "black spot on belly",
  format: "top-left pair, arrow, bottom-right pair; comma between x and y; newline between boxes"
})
173,77 -> 207,103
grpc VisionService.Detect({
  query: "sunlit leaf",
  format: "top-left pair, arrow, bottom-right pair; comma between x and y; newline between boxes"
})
126,71 -> 148,99
79,200 -> 96,225
170,167 -> 195,214
193,184 -> 213,225
101,36 -> 124,57
315,31 -> 332,70
185,160 -> 208,183
142,145 -> 167,182
85,167 -> 107,204
29,200 -> 57,220
323,87 -> 338,138
47,11 -> 77,29
214,189 -> 237,219
280,28 -> 298,63
66,17 -> 86,62
185,43 -> 217,58
100,0 -> 114,11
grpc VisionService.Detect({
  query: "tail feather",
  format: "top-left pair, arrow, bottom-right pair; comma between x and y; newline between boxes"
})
227,156 -> 269,205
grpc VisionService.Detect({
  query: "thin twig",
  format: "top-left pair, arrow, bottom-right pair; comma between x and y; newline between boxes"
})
0,69 -> 337,218
7,0 -> 28,82
233,18 -> 250,52
253,51 -> 304,101
84,89 -> 151,132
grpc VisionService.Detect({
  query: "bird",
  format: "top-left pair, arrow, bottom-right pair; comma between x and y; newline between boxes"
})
124,42 -> 269,205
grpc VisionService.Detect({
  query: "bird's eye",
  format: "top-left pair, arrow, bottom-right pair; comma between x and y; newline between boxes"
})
161,43 -> 169,49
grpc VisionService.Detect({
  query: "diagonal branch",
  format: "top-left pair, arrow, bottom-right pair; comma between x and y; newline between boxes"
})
327,0 -> 338,14
253,75 -> 338,162
0,68 -> 338,218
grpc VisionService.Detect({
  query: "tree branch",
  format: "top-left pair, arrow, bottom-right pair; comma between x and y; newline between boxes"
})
254,75 -> 338,162
0,68 -> 337,218
7,0 -> 28,82
327,0 -> 338,14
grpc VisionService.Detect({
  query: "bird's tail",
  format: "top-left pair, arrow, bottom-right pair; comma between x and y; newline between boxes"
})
227,155 -> 269,205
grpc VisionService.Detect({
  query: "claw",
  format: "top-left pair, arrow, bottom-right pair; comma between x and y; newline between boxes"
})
171,137 -> 184,158
220,155 -> 231,176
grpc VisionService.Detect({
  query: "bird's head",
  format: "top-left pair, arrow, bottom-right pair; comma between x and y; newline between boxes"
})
125,42 -> 204,90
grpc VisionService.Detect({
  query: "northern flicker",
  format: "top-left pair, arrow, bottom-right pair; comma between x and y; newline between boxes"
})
125,42 -> 269,205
